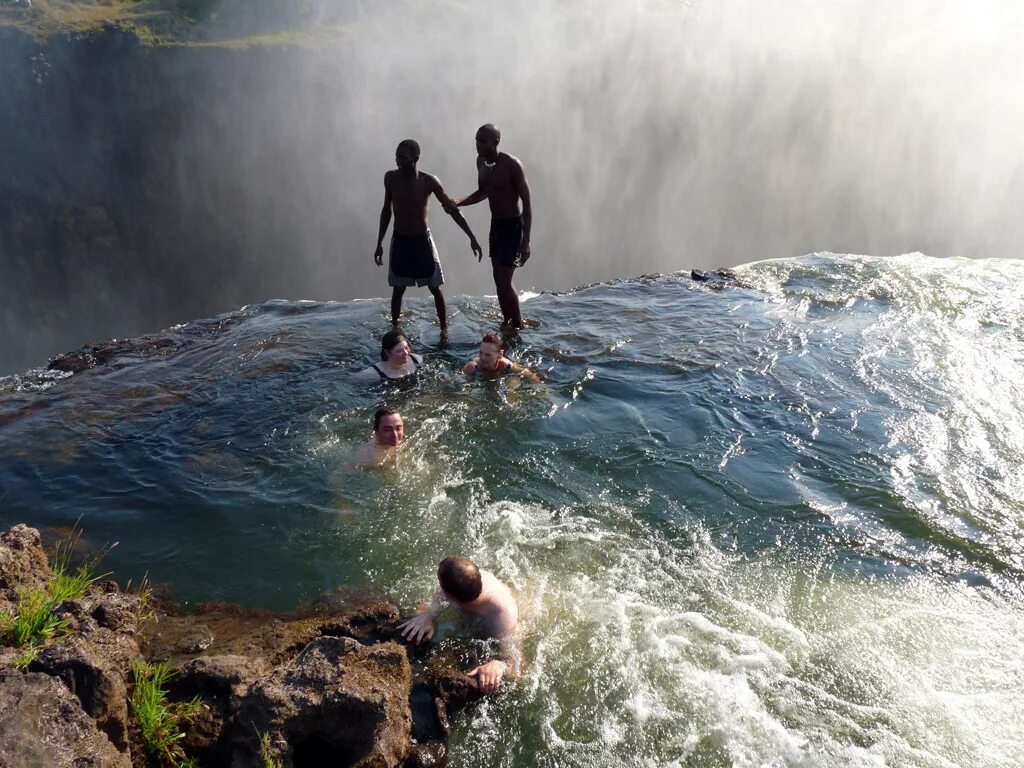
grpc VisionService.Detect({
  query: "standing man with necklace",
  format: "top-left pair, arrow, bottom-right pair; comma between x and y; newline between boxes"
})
454,124 -> 533,330
374,139 -> 482,334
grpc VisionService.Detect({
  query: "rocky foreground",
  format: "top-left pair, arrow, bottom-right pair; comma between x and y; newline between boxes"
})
0,524 -> 484,767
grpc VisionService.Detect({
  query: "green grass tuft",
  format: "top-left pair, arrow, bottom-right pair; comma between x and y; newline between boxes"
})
0,527 -> 108,661
130,661 -> 202,766
259,731 -> 284,768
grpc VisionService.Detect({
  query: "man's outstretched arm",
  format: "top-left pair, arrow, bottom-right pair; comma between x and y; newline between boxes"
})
455,189 -> 487,208
433,180 -> 483,261
374,175 -> 393,266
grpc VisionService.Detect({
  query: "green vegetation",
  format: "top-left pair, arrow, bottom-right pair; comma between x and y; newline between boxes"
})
0,0 -> 361,48
259,731 -> 283,768
130,660 -> 202,767
0,529 -> 106,669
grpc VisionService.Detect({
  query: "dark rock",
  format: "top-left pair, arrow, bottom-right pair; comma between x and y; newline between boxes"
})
46,336 -> 180,375
28,589 -> 144,752
91,591 -> 145,634
419,665 -> 485,737
0,670 -> 130,767
690,268 -> 747,289
169,653 -> 271,762
231,636 -> 413,768
0,524 -> 52,611
29,628 -> 142,752
319,601 -> 403,646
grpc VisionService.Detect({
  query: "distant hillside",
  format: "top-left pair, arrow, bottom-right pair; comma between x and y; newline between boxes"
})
0,0 -> 361,46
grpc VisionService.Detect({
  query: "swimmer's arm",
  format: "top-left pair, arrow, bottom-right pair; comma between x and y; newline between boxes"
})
374,174 -> 394,265
510,362 -> 542,383
398,589 -> 445,644
462,361 -> 478,375
468,633 -> 522,693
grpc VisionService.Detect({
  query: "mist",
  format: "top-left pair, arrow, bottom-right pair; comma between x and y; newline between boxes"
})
2,0 -> 1023,374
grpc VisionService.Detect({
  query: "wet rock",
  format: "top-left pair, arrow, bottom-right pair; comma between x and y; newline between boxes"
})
0,670 -> 130,767
141,595 -> 403,668
47,335 -> 179,375
231,636 -> 412,768
419,665 -> 485,737
0,524 -> 52,611
690,268 -> 747,289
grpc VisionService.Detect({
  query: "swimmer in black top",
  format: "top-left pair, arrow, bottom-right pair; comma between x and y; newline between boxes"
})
357,330 -> 423,382
463,332 -> 541,382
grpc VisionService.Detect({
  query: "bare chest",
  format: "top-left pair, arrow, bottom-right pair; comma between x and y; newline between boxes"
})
391,175 -> 432,204
478,162 -> 514,192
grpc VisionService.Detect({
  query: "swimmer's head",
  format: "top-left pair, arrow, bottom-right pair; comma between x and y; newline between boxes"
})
373,408 -> 404,446
381,330 -> 410,363
396,139 -> 420,169
478,332 -> 505,371
475,124 -> 500,159
438,556 -> 483,604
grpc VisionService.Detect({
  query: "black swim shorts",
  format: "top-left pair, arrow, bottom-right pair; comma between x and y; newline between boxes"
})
388,232 -> 444,287
489,216 -> 523,268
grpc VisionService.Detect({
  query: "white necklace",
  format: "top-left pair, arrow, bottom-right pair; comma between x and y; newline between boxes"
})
483,159 -> 497,168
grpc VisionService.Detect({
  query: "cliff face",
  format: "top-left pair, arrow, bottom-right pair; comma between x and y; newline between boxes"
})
0,26 -> 373,375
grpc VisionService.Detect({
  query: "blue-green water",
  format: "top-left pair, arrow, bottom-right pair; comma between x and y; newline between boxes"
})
2,254 -> 1022,767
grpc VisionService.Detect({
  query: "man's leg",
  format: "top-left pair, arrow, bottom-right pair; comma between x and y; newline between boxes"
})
428,285 -> 448,329
491,261 -> 523,329
390,287 -> 406,325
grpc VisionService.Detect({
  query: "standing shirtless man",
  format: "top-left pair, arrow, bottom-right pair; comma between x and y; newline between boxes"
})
455,124 -> 533,329
374,139 -> 482,333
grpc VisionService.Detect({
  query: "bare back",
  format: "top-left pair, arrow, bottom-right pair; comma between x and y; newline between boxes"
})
386,170 -> 440,236
455,570 -> 519,638
478,153 -> 526,219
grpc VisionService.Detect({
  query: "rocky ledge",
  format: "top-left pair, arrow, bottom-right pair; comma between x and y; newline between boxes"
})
0,524 -> 484,767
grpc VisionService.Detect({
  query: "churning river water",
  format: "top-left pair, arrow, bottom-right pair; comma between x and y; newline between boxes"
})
2,253 -> 1022,767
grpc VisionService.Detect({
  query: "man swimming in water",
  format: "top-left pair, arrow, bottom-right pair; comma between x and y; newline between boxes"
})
355,408 -> 405,467
398,556 -> 520,694
454,124 -> 533,330
463,332 -> 541,382
374,139 -> 483,333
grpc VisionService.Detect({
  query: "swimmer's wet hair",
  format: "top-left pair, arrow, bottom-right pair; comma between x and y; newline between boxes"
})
381,329 -> 407,360
397,138 -> 420,158
373,407 -> 400,430
481,332 -> 506,351
438,556 -> 482,603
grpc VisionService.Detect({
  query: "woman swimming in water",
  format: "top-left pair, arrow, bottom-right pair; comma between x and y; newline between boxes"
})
463,333 -> 540,381
357,330 -> 423,381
